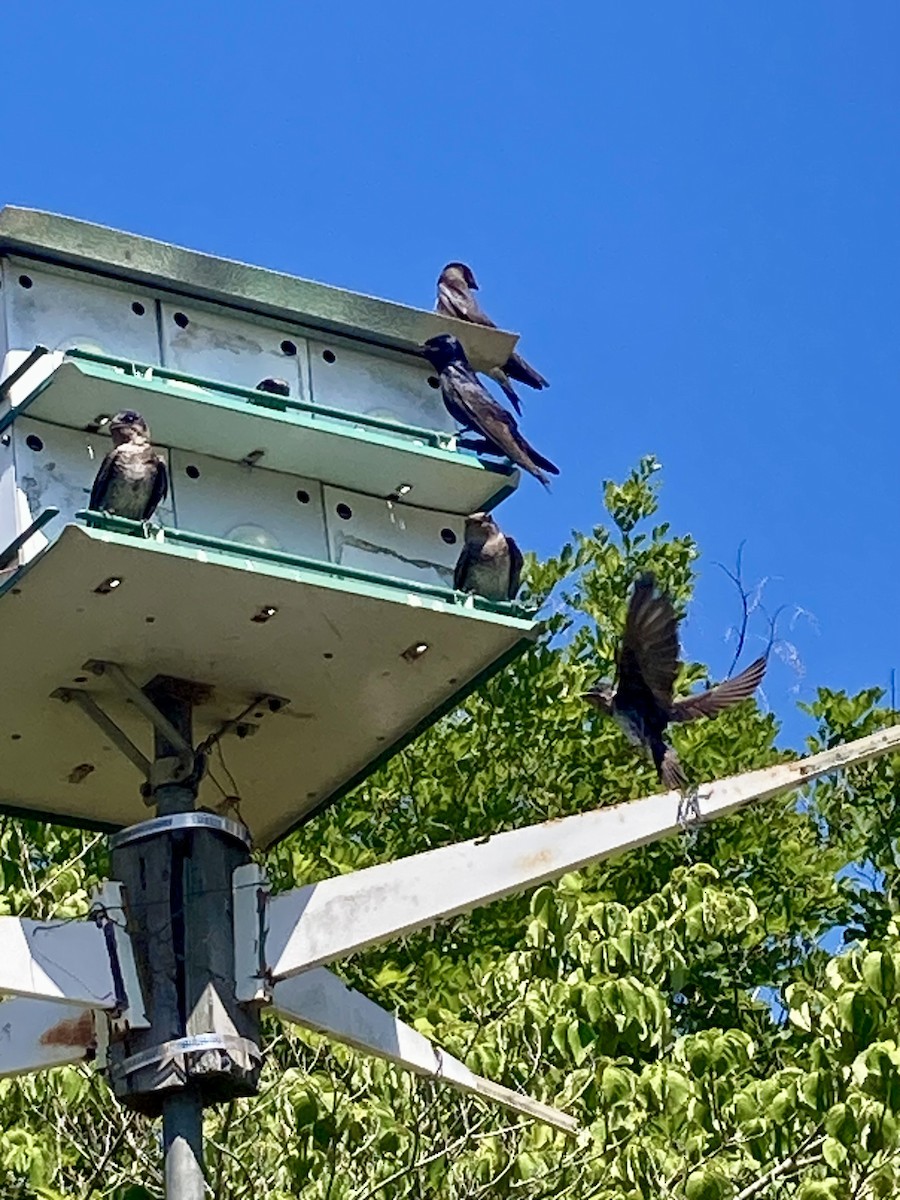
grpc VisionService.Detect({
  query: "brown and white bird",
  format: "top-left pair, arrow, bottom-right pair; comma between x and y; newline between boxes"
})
582,573 -> 767,790
454,513 -> 523,601
436,262 -> 548,415
89,410 -> 168,523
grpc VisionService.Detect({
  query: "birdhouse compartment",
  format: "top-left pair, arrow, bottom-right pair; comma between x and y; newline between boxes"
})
1,257 -> 161,374
323,486 -> 463,588
159,300 -> 311,402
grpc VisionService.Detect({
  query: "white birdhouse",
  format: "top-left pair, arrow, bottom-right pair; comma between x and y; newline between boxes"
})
0,208 -> 534,846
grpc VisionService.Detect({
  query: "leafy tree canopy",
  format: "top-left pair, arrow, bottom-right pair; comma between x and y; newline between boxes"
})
2,457 -> 898,1199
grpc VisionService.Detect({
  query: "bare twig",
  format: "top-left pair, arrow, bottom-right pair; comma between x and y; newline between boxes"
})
212,1100 -> 236,1200
353,1113 -> 492,1200
759,602 -> 788,659
733,1133 -> 825,1200
716,541 -> 750,678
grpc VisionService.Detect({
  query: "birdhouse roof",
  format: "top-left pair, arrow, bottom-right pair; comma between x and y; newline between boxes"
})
0,207 -> 519,372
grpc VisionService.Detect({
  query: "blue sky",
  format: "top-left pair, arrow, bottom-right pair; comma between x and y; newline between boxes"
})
4,1 -> 898,746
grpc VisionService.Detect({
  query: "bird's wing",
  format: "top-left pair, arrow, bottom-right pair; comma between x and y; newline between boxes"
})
453,542 -> 477,590
670,655 -> 767,722
89,449 -> 118,510
447,369 -> 559,482
617,574 -> 680,707
439,377 -> 474,429
143,455 -> 169,520
506,536 -> 524,599
504,351 -> 549,391
436,281 -> 496,327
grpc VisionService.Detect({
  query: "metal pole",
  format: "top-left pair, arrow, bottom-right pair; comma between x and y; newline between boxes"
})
162,1091 -> 205,1200
144,676 -> 199,818
145,678 -> 206,1199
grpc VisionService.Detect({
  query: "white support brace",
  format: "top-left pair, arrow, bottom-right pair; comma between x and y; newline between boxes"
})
0,916 -> 120,1006
272,968 -> 578,1135
0,881 -> 148,1025
233,862 -> 270,1004
91,880 -> 150,1031
263,725 -> 900,981
0,998 -> 99,1077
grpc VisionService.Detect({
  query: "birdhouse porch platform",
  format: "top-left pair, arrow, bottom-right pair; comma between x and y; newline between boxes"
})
0,519 -> 533,846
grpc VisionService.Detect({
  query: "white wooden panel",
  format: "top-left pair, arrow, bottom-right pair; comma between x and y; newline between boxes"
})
265,722 -> 900,978
2,258 -> 160,363
273,969 -> 577,1134
0,999 -> 97,1077
309,338 -> 453,433
161,301 -> 308,400
0,916 -> 118,1006
323,486 -> 463,588
169,448 -> 327,559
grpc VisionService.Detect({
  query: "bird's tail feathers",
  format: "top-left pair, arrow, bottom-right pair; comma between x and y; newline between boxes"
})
659,746 -> 689,792
517,434 -> 560,476
488,368 -> 524,415
506,352 -> 549,391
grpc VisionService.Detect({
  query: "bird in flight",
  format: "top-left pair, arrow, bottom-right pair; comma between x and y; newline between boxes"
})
436,262 -> 548,415
582,573 -> 767,790
454,512 -> 523,602
420,334 -> 558,489
89,410 -> 168,526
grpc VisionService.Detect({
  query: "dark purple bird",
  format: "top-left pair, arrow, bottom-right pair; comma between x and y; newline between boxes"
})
89,410 -> 168,523
583,573 -> 767,790
256,377 -> 290,397
420,334 -> 559,489
436,262 -> 548,415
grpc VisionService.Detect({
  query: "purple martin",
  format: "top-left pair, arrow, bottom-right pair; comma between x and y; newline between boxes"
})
436,262 -> 548,416
582,573 -> 767,790
256,377 -> 291,396
420,334 -> 559,489
89,410 -> 168,523
454,512 -> 523,601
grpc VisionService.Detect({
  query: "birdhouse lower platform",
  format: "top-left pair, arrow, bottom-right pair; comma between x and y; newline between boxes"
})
0,521 -> 535,847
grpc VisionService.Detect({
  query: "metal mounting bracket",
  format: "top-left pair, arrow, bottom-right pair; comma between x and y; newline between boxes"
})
53,687 -> 152,779
65,661 -> 201,792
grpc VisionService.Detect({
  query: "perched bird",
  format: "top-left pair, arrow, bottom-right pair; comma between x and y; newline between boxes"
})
582,573 -> 767,790
89,410 -> 168,523
436,262 -> 548,415
454,512 -> 523,601
420,334 -> 559,489
256,377 -> 291,397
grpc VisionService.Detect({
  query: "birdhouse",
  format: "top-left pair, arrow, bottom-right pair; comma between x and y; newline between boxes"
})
0,208 -> 535,846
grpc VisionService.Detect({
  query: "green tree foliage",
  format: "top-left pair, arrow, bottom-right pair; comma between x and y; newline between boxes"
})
2,457 -> 899,1198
